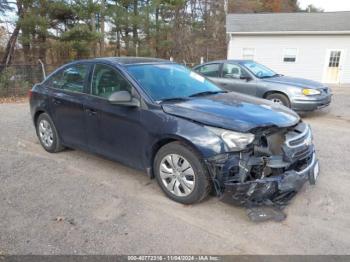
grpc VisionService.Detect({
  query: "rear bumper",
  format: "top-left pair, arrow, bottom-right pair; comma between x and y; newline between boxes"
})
291,94 -> 332,112
220,151 -> 318,206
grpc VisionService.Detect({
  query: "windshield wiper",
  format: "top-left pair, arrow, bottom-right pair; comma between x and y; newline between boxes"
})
189,90 -> 227,98
261,74 -> 283,79
158,97 -> 189,103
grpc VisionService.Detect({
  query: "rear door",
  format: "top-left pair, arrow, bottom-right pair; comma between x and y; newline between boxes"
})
214,63 -> 258,96
195,63 -> 222,84
84,63 -> 144,168
47,63 -> 90,149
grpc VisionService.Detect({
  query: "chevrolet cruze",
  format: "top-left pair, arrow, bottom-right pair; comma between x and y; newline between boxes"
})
30,57 -> 319,208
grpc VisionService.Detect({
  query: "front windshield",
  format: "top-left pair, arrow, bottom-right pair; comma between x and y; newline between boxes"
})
126,63 -> 222,101
242,61 -> 277,78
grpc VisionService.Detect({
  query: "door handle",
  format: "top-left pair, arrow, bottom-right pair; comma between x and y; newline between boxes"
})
85,108 -> 97,116
52,98 -> 62,105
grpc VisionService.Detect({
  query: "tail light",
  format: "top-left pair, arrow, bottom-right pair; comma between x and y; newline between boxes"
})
28,89 -> 33,99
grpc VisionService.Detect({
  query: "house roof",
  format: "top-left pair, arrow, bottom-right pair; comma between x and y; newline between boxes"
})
226,12 -> 350,34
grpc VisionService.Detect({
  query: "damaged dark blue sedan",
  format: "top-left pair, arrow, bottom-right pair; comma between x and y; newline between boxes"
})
29,57 -> 319,219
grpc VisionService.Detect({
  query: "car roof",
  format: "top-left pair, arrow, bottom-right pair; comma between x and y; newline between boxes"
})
197,59 -> 253,65
70,57 -> 171,66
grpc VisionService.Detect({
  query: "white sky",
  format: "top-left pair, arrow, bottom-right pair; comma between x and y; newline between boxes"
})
298,0 -> 350,11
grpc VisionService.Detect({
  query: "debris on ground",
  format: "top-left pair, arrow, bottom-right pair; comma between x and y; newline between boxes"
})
246,206 -> 287,222
53,217 -> 76,226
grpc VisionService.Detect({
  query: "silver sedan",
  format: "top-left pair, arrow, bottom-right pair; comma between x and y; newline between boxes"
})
193,60 -> 332,112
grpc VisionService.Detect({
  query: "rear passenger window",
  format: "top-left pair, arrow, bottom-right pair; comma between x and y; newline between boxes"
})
91,64 -> 132,99
196,64 -> 221,77
48,64 -> 88,93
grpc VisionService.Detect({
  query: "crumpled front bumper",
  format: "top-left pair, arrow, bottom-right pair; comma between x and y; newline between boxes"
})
205,122 -> 319,221
220,151 -> 319,206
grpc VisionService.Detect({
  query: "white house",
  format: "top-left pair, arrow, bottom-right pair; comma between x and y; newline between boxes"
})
226,12 -> 350,84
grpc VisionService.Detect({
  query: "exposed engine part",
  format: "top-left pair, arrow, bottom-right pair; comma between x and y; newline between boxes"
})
205,122 -> 319,222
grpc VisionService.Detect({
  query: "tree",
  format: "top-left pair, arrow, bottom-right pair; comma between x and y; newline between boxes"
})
2,0 -> 307,71
0,0 -> 24,73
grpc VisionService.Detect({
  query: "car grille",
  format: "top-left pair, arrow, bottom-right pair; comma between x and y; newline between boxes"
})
285,123 -> 311,148
294,147 -> 310,159
283,123 -> 313,162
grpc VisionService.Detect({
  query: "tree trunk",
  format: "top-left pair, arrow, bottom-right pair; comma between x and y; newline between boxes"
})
116,28 -> 121,56
145,0 -> 150,51
100,0 -> 105,56
132,0 -> 138,56
155,5 -> 160,57
90,0 -> 97,56
38,0 -> 47,64
0,0 -> 23,73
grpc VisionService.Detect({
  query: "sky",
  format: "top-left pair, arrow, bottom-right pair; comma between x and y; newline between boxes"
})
298,0 -> 350,11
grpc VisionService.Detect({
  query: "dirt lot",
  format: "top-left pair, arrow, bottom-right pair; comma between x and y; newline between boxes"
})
1,86 -> 350,255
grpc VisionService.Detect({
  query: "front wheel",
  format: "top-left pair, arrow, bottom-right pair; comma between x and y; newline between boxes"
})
266,93 -> 291,108
153,142 -> 211,204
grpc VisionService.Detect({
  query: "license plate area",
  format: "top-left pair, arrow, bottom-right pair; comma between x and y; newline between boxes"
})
309,161 -> 319,185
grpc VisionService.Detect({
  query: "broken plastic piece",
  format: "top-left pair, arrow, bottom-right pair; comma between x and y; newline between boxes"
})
246,206 -> 287,222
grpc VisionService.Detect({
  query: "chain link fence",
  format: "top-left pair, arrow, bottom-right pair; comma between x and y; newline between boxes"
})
0,64 -> 60,97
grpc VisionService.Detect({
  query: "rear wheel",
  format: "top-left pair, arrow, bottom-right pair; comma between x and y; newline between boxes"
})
266,93 -> 291,108
154,142 -> 211,204
36,113 -> 64,153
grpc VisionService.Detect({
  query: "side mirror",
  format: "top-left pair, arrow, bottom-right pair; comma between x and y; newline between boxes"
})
108,91 -> 140,107
240,75 -> 252,82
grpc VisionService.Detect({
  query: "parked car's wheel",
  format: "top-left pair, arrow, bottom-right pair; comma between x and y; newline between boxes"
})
154,142 -> 211,204
36,113 -> 64,153
266,93 -> 291,108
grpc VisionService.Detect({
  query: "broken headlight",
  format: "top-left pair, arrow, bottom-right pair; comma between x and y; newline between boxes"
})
206,126 -> 255,151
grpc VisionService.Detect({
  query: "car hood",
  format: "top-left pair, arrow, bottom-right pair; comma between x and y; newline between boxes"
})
161,92 -> 300,132
262,75 -> 324,89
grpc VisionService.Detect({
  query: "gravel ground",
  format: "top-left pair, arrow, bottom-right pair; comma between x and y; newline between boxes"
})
0,86 -> 350,255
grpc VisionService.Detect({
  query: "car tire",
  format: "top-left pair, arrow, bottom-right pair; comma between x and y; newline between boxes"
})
154,141 -> 211,205
266,93 -> 291,108
36,113 -> 64,153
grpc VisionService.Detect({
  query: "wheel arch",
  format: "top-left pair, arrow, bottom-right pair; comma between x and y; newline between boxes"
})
263,90 -> 289,100
263,90 -> 291,105
148,135 -> 205,178
33,109 -> 46,125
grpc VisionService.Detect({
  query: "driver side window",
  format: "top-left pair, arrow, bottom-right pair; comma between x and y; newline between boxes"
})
91,64 -> 132,99
222,63 -> 247,79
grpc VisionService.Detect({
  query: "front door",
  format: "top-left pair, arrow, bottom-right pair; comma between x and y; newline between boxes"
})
84,63 -> 144,168
324,50 -> 344,83
213,63 -> 257,96
48,63 -> 90,148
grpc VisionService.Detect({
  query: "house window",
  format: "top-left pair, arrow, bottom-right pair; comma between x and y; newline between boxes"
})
283,48 -> 298,63
328,51 -> 341,67
242,48 -> 255,60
